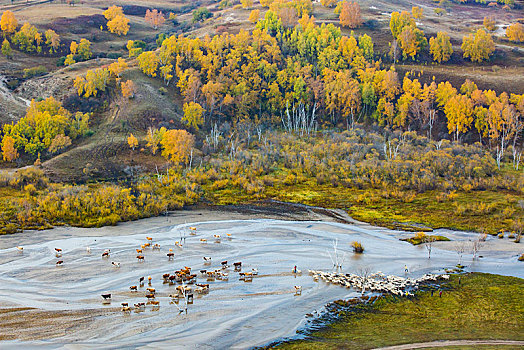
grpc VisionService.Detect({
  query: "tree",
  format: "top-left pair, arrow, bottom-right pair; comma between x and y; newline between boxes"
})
397,25 -> 427,60
358,34 -> 373,60
182,102 -> 205,130
77,38 -> 92,60
249,9 -> 260,23
49,134 -> 71,154
121,80 -> 136,98
64,54 -> 76,66
1,10 -> 17,36
107,15 -> 130,36
137,51 -> 159,77
127,133 -> 138,150
1,135 -> 18,162
145,9 -> 165,29
45,29 -> 60,53
160,129 -> 195,164
412,6 -> 423,19
444,94 -> 474,141
462,29 -> 495,63
390,11 -> 415,38
429,31 -> 453,63
12,22 -> 41,53
192,7 -> 212,23
103,5 -> 124,21
506,23 -> 524,43
108,57 -> 128,78
70,40 -> 78,54
339,1 -> 362,29
241,0 -> 253,9
145,127 -> 166,155
483,16 -> 496,32
1,39 -> 12,58
320,0 -> 337,7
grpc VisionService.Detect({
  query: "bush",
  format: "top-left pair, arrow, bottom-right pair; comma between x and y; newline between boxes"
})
519,254 -> 524,261
192,7 -> 212,23
23,66 -> 48,79
56,56 -> 66,66
351,241 -> 364,253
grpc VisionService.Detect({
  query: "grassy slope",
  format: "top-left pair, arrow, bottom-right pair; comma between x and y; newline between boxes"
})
277,273 -> 524,350
204,178 -> 523,234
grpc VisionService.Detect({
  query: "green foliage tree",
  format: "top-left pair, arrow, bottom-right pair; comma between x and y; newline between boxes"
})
461,29 -> 495,63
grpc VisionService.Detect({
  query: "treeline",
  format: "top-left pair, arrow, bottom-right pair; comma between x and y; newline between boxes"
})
131,11 -> 523,169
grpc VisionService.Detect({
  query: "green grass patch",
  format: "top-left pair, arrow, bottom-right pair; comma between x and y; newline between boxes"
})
401,235 -> 451,245
276,273 -> 524,350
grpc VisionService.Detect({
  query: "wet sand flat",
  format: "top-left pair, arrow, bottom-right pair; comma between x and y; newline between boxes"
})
0,209 -> 522,349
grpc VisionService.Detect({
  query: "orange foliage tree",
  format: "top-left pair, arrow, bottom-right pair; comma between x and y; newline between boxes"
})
506,23 -> 524,43
1,10 -> 17,36
339,1 -> 362,29
145,9 -> 165,29
2,135 -> 18,162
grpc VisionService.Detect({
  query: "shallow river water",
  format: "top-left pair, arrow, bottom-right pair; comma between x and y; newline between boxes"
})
0,218 -> 522,349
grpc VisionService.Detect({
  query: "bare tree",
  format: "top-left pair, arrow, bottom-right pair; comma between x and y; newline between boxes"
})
471,233 -> 485,260
327,239 -> 347,269
453,241 -> 467,265
282,102 -> 317,136
423,235 -> 436,259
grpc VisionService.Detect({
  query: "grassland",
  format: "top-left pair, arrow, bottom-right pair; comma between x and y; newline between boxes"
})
275,273 -> 524,350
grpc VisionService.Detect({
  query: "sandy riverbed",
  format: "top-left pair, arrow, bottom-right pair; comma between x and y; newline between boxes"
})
0,206 -> 522,349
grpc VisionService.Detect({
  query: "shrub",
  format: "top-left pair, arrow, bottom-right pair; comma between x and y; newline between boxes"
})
498,232 -> 504,239
519,254 -> 524,262
23,66 -> 48,79
192,7 -> 212,23
351,241 -> 364,253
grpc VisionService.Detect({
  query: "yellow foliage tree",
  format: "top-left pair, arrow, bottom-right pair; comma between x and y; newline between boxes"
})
1,135 -> 18,162
412,6 -> 423,19
160,129 -> 195,164
103,5 -> 124,21
182,102 -> 205,130
506,23 -> 524,43
462,29 -> 494,63
429,31 -> 453,63
320,0 -> 337,7
64,54 -> 76,66
70,40 -> 78,54
137,51 -> 159,77
1,10 -> 17,35
483,16 -> 496,32
108,57 -> 128,78
249,9 -> 260,23
107,15 -> 130,36
127,133 -> 138,150
241,0 -> 253,9
45,29 -> 60,53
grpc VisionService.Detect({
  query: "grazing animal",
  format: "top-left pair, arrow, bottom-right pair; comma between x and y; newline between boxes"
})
167,252 -> 175,260
16,246 -> 23,252
233,262 -> 242,270
146,237 -> 153,242
200,269 -> 207,275
294,286 -> 302,295
137,255 -> 145,262
221,260 -> 228,267
122,306 -> 131,312
226,233 -> 232,237
130,286 -> 137,291
55,248 -> 62,253
139,276 -> 145,284
200,239 -> 207,243
149,300 -> 160,306
252,268 -> 258,275
169,294 -> 180,299
55,252 -> 62,258
86,246 -> 91,254
134,302 -> 145,309
141,244 -> 146,249
203,257 -> 211,261
101,293 -> 111,300
112,261 -> 120,268
121,303 -> 129,307
136,249 -> 143,254
163,273 -> 170,280
102,251 -> 110,258
143,243 -> 150,248
152,244 -> 160,250
148,276 -> 152,283
56,260 -> 64,266
187,294 -> 194,303
146,293 -> 155,299
189,227 -> 197,231
146,287 -> 155,293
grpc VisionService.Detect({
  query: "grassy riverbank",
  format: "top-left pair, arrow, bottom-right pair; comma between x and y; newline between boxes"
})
275,273 -> 524,350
